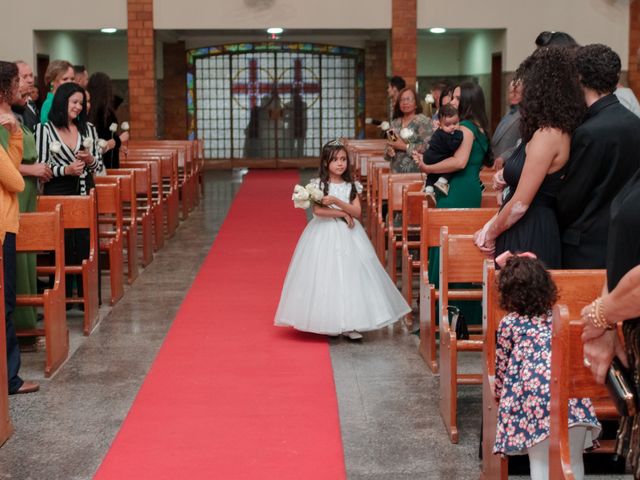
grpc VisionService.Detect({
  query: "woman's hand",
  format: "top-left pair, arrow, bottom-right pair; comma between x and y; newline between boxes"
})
103,139 -> 117,152
28,163 -> 53,182
583,330 -> 628,384
119,131 -> 130,143
65,159 -> 86,176
385,145 -> 396,158
0,113 -> 19,134
492,169 -> 507,191
474,218 -> 497,257
76,150 -> 94,165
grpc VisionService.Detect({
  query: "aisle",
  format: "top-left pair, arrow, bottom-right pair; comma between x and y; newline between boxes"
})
94,170 -> 345,480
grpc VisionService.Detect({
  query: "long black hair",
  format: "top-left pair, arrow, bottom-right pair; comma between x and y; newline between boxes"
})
49,82 -> 88,136
457,81 -> 493,166
0,61 -> 18,104
87,72 -> 115,128
318,141 -> 357,202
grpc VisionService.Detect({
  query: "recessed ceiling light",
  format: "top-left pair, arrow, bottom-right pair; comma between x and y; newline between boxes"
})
101,28 -> 118,34
267,27 -> 284,35
430,27 -> 446,34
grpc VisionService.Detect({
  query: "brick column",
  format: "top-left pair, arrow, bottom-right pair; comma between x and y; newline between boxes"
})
162,42 -> 187,139
630,0 -> 640,96
365,41 -> 389,138
392,0 -> 417,89
127,0 -> 157,139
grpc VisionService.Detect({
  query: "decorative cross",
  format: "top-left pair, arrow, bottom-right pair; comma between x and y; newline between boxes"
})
277,59 -> 321,95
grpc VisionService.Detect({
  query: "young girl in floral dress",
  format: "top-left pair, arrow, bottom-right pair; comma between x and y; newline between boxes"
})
274,140 -> 410,340
493,253 -> 601,479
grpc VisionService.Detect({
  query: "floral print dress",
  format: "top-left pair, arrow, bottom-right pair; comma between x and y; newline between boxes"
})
384,113 -> 433,173
493,311 -> 602,455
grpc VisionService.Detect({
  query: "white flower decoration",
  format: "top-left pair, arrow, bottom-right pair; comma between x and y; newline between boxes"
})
400,128 -> 413,141
109,123 -> 118,133
305,183 -> 324,203
97,139 -> 108,152
380,121 -> 390,131
292,184 -> 310,202
120,121 -> 130,131
82,137 -> 94,150
50,141 -> 62,154
293,199 -> 311,209
425,93 -> 435,105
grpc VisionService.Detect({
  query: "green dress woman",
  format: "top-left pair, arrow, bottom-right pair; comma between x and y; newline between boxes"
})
0,123 -> 39,329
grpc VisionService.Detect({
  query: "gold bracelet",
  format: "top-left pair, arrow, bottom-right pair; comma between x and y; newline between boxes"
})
587,298 -> 614,330
596,297 -> 614,330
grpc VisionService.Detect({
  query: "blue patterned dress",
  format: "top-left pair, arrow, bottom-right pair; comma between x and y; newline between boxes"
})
493,312 -> 602,455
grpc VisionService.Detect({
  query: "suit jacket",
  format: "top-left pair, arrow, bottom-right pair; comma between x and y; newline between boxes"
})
22,100 -> 40,132
557,94 -> 640,268
491,106 -> 521,159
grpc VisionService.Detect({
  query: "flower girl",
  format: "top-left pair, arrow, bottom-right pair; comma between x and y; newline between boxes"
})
274,140 -> 411,340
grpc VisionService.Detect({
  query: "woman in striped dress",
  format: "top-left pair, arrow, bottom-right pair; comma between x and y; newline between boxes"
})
35,82 -> 102,300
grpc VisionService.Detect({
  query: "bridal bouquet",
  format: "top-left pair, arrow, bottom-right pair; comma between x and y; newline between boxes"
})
292,183 -> 324,209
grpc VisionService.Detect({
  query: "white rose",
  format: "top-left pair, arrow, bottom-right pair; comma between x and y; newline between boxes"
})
425,93 -> 435,105
109,123 -> 118,133
292,184 -> 310,202
97,139 -> 108,151
380,121 -> 390,131
82,137 -> 94,150
50,141 -> 62,154
293,199 -> 311,209
305,184 -> 324,203
120,121 -> 130,131
400,127 -> 413,140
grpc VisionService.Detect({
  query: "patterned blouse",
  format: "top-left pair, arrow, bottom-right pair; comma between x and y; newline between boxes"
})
493,311 -> 601,455
35,121 -> 103,195
384,113 -> 433,173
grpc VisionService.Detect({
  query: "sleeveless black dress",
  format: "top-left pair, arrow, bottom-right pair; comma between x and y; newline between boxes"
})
494,142 -> 563,269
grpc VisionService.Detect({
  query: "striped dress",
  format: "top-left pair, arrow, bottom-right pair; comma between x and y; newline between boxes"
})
35,122 -> 103,195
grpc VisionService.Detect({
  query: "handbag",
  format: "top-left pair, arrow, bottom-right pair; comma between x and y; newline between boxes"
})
447,306 -> 469,340
606,357 -> 637,417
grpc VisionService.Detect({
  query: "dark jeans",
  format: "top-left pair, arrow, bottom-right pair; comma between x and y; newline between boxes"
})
4,233 -> 24,394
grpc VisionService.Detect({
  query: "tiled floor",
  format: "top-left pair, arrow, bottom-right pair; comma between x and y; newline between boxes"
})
0,169 -> 631,479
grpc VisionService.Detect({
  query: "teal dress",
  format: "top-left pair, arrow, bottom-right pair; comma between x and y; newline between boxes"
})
40,92 -> 54,123
427,120 -> 488,327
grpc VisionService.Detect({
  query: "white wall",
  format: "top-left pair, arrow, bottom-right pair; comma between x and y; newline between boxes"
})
87,36 -> 129,79
34,31 -> 88,66
417,35 -> 461,76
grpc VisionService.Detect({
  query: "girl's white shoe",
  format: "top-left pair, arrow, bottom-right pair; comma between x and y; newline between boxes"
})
343,331 -> 363,341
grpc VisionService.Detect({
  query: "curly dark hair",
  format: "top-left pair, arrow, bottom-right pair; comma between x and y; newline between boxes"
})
439,103 -> 458,120
575,44 -> 621,95
498,256 -> 558,317
0,61 -> 19,104
318,142 -> 357,201
392,87 -> 423,120
516,47 -> 585,143
535,31 -> 578,48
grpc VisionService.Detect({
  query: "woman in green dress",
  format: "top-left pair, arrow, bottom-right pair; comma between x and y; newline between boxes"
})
414,82 -> 491,326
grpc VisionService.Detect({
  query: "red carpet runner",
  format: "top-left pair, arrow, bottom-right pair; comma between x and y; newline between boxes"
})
94,170 -> 346,479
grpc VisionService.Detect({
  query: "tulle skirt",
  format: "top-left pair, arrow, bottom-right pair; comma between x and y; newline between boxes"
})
274,216 -> 411,335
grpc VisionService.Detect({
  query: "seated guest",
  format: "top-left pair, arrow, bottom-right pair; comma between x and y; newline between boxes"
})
557,44 -> 640,269
384,87 -> 432,173
40,59 -> 74,123
0,60 -> 38,394
491,79 -> 522,170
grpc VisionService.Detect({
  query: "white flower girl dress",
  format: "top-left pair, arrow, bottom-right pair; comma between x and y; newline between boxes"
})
274,179 -> 411,335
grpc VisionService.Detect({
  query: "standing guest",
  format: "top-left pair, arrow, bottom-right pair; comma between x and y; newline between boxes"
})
384,87 -> 432,173
387,75 -> 406,120
557,44 -> 640,269
0,60 -> 39,395
614,82 -> 640,117
40,59 -> 74,123
474,47 -> 584,269
35,83 -> 101,300
88,72 -> 128,169
12,61 -> 39,132
73,65 -> 88,89
491,79 -> 522,170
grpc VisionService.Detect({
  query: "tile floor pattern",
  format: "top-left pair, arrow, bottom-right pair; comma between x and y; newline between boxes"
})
0,169 -> 632,479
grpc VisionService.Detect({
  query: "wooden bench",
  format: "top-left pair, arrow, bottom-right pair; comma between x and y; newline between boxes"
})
15,206 -> 69,377
0,251 -> 14,446
480,265 -> 613,479
438,227 -> 486,443
366,161 -> 389,238
400,191 -> 425,320
418,207 -> 497,372
95,182 -> 125,305
108,168 -> 154,267
37,192 -> 100,335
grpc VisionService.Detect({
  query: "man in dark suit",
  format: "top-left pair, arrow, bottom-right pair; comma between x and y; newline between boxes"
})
13,61 -> 39,132
557,44 -> 640,268
491,79 -> 522,170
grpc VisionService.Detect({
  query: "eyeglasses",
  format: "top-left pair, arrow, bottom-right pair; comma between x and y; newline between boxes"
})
399,97 -> 416,104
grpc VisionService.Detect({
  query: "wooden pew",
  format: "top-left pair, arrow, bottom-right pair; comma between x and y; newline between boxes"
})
481,265 -> 612,479
124,152 -> 179,238
37,192 -> 100,335
108,168 -> 154,267
385,175 -> 424,283
438,227 -> 486,443
96,174 -> 139,285
121,160 -> 165,251
0,251 -> 14,446
366,161 -> 389,238
15,206 -> 69,377
418,207 -> 497,372
400,191 -> 426,320
95,182 -> 125,305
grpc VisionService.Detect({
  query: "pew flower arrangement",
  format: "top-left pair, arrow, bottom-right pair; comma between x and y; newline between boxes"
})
50,141 -> 62,154
292,183 -> 324,209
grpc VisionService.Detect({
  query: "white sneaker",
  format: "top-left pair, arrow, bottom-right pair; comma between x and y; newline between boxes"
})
343,331 -> 363,340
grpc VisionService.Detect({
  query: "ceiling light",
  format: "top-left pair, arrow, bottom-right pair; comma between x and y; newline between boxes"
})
430,27 -> 446,34
267,27 -> 284,35
101,28 -> 118,34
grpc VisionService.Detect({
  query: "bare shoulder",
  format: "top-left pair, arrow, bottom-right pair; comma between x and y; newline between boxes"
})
531,127 -> 570,146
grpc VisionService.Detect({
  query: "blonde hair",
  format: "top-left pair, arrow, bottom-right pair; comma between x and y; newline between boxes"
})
44,60 -> 72,87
